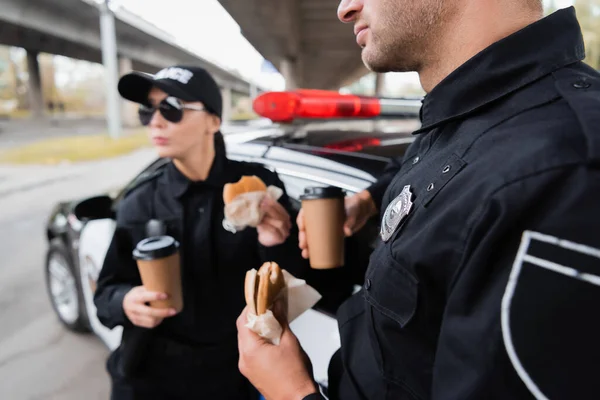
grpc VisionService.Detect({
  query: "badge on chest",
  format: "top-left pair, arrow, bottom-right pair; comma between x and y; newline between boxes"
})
380,185 -> 414,242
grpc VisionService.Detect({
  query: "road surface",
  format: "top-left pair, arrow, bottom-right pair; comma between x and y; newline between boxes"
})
0,148 -> 156,400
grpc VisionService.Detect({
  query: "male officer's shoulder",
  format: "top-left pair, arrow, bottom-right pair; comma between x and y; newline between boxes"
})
493,62 -> 600,175
552,63 -> 600,163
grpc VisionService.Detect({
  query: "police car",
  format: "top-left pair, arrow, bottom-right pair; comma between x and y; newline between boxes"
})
43,89 -> 421,388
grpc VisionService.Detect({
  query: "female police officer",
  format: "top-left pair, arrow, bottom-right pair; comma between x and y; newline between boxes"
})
93,65 -> 308,399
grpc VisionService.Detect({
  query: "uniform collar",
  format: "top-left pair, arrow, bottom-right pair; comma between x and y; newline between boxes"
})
165,151 -> 229,198
415,6 -> 585,134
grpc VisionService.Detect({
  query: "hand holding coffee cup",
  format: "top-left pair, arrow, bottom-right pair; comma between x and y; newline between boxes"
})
298,189 -> 378,261
297,186 -> 346,269
341,190 -> 378,236
123,286 -> 176,328
132,236 -> 184,314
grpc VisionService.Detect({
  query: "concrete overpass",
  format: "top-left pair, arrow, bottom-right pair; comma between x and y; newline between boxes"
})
0,0 -> 261,124
217,0 -> 370,91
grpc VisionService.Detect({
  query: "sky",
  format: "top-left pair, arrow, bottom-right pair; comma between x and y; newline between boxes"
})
113,0 -> 286,89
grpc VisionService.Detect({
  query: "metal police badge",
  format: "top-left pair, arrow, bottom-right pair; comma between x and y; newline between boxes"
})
380,185 -> 413,242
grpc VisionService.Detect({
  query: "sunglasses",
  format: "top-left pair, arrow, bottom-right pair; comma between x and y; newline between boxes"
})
138,96 -> 206,126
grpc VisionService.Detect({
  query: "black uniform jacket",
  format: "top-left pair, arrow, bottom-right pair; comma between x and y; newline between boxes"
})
306,7 -> 600,400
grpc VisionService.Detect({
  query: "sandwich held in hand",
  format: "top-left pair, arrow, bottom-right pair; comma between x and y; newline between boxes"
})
222,175 -> 283,233
223,175 -> 267,204
243,262 -> 322,345
245,262 -> 286,316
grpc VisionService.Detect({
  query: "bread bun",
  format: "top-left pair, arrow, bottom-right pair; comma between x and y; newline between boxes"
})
245,269 -> 259,315
256,262 -> 285,315
223,176 -> 267,204
244,262 -> 285,315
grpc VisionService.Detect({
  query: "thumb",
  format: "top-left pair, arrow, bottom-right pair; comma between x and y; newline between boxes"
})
296,208 -> 305,231
260,192 -> 272,208
344,215 -> 356,237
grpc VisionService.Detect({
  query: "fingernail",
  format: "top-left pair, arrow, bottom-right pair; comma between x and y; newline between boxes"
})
160,293 -> 168,300
169,309 -> 177,316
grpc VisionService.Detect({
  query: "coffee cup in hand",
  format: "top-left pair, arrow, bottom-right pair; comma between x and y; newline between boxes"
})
133,236 -> 183,313
299,186 -> 346,269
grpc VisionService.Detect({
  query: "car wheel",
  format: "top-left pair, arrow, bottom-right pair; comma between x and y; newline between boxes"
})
45,238 -> 90,333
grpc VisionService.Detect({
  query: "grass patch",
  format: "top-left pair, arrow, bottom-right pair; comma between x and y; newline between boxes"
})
0,129 -> 151,165
0,109 -> 32,119
230,111 -> 259,121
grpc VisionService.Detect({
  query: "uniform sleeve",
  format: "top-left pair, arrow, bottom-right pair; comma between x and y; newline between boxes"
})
431,166 -> 600,399
365,155 -> 403,212
93,199 -> 143,329
257,171 -> 311,280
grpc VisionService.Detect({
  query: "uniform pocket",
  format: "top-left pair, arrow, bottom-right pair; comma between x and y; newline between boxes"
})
363,246 -> 430,400
364,252 -> 418,327
336,290 -> 366,329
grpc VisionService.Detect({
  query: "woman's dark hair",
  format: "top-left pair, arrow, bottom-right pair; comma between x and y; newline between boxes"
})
214,130 -> 226,156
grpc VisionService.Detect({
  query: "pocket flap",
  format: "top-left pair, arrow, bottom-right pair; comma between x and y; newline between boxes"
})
364,256 -> 418,327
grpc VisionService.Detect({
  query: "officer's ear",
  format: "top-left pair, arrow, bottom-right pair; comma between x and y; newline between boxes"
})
205,113 -> 221,136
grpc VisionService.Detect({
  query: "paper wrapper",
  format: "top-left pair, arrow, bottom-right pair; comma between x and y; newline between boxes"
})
223,186 -> 284,233
245,270 -> 322,345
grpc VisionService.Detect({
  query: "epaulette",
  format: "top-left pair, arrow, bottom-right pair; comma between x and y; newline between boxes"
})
122,166 -> 166,200
554,66 -> 600,163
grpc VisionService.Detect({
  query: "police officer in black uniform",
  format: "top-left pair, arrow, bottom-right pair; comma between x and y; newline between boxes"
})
236,1 -> 600,399
94,65 -> 308,399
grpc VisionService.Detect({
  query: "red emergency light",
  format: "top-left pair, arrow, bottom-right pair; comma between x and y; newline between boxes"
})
252,90 -> 378,122
252,89 -> 421,123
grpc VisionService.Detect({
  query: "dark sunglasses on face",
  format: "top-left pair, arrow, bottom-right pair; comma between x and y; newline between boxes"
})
138,96 -> 206,126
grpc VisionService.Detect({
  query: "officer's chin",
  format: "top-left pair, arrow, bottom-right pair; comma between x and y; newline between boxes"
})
154,145 -> 177,159
362,48 -> 396,74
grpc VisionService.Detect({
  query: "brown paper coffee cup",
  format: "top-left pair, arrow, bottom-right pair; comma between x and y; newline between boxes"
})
133,236 -> 183,313
300,186 -> 346,269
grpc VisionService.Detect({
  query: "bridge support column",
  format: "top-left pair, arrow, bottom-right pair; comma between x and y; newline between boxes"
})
119,57 -> 139,128
280,58 -> 298,90
374,73 -> 386,96
100,0 -> 122,139
221,87 -> 232,122
26,50 -> 44,118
